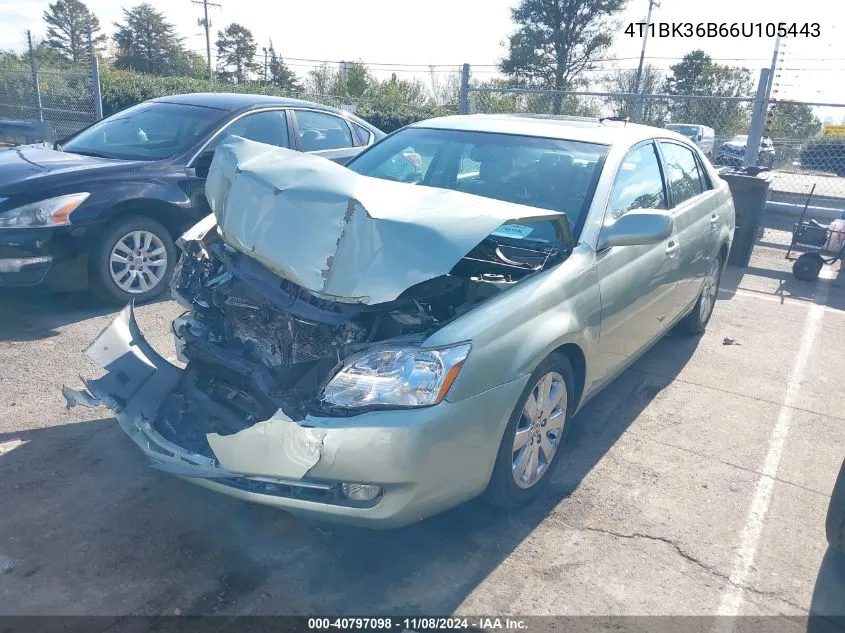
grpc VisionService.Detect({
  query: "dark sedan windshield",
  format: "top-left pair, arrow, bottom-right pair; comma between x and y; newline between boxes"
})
61,102 -> 226,161
346,127 -> 608,239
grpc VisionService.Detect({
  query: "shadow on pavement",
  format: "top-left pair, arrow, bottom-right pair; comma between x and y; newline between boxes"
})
808,549 -> 845,632
0,288 -> 168,342
0,333 -> 701,615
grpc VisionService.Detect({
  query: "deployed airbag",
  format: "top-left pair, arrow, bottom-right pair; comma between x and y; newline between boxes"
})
206,137 -> 567,305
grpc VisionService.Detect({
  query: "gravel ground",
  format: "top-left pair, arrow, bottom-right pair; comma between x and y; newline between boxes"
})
1,230 -> 844,621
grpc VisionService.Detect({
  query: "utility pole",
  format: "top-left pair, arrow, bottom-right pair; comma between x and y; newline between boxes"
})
87,26 -> 103,120
763,36 -> 781,110
192,0 -> 220,80
263,47 -> 268,83
632,0 -> 660,122
27,30 -> 43,122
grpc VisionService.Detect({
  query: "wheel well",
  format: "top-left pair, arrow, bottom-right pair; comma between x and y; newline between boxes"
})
104,199 -> 190,240
719,242 -> 729,266
553,343 -> 586,411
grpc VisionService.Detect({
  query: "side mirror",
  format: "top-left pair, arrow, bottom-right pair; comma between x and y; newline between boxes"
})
192,150 -> 215,177
597,211 -> 673,251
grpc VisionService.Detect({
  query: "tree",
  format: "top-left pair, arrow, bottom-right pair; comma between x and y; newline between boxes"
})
430,70 -> 461,108
113,3 -> 184,75
664,50 -> 753,135
603,64 -> 666,126
171,49 -> 208,79
336,61 -> 371,99
216,23 -> 259,83
500,0 -> 626,113
266,42 -> 301,91
767,103 -> 821,140
306,63 -> 336,95
43,0 -> 106,63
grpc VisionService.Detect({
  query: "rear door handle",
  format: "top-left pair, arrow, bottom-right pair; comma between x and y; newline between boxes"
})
666,239 -> 679,259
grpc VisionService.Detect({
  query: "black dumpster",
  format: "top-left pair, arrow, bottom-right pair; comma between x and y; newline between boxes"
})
0,120 -> 48,145
719,167 -> 773,267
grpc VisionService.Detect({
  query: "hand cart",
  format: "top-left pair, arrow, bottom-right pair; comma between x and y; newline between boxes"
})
786,184 -> 845,281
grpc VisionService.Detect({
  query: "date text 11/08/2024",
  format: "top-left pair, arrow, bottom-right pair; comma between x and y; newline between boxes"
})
307,617 -> 529,630
625,22 -> 820,38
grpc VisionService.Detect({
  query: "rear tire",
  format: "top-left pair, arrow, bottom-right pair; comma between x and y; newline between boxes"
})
484,353 -> 575,510
678,253 -> 724,336
89,215 -> 177,305
826,458 -> 845,554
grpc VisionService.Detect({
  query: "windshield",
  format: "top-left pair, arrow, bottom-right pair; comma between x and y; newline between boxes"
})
666,124 -> 699,138
61,102 -> 226,161
346,127 -> 608,240
728,135 -> 748,144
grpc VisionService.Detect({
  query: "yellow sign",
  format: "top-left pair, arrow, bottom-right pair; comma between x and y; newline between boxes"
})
822,124 -> 845,137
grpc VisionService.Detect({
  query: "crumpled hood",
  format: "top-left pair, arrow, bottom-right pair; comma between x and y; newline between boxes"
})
205,136 -> 568,305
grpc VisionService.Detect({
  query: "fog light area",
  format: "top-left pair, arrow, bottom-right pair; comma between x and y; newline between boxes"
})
340,483 -> 382,501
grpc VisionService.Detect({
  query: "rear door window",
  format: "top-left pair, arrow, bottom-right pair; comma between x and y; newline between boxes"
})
294,110 -> 355,151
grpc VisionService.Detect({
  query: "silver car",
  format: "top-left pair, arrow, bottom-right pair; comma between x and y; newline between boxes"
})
64,115 -> 735,528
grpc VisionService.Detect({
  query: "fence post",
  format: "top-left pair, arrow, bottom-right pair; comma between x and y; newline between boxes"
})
87,28 -> 103,120
459,63 -> 470,115
27,30 -> 44,122
744,68 -> 770,169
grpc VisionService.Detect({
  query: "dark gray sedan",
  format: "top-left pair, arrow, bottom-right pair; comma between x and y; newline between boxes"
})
0,93 -> 383,302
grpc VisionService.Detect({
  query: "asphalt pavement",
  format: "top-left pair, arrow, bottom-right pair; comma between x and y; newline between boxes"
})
1,228 -> 844,622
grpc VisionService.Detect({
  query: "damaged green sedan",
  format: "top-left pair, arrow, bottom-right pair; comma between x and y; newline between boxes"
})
64,115 -> 735,527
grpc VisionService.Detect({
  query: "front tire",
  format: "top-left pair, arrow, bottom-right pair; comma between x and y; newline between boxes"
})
678,252 -> 724,336
89,215 -> 177,304
485,353 -> 575,510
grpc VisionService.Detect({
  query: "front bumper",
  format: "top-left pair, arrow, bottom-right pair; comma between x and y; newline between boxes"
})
63,304 -> 527,528
0,226 -> 88,289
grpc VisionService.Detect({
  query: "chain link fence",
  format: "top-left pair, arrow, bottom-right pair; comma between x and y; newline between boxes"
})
0,36 -> 99,144
466,82 -> 845,215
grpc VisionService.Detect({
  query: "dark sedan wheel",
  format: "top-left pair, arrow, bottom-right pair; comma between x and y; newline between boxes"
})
485,352 -> 575,509
827,458 -> 845,554
90,215 -> 176,304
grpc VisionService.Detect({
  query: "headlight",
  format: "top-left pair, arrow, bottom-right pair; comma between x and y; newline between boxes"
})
0,193 -> 90,228
321,343 -> 471,409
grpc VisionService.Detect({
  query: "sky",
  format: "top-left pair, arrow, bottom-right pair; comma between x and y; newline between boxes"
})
2,0 -> 843,117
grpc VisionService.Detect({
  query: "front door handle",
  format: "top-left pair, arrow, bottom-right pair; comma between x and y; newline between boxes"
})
666,239 -> 679,259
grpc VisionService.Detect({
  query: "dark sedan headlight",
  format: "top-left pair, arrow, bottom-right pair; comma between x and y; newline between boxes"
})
0,193 -> 90,228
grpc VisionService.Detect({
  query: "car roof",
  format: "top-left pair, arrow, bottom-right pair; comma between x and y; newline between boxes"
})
408,114 -> 684,147
149,92 -> 381,131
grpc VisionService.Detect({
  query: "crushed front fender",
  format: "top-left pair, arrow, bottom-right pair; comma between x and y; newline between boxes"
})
62,303 -> 223,475
63,303 -> 330,482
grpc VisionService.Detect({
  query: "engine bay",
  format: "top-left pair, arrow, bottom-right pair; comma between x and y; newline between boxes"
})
156,220 -> 570,452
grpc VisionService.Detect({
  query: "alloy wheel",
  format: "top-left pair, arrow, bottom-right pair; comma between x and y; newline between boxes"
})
109,230 -> 168,294
512,371 -> 568,489
699,257 -> 721,325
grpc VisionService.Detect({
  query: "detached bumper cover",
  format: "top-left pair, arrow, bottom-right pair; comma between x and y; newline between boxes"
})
62,304 -> 527,527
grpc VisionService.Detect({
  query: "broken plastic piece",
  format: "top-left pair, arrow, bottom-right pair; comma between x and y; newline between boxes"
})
206,410 -> 327,480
